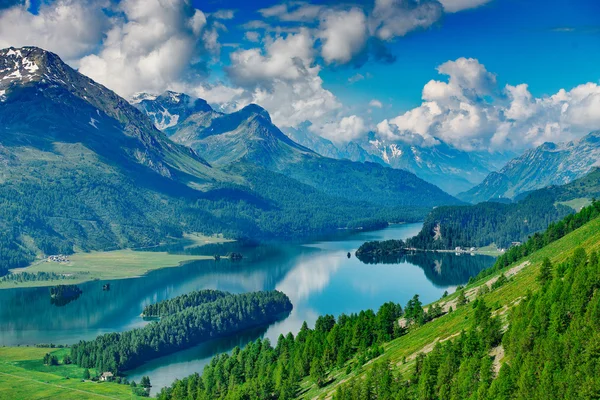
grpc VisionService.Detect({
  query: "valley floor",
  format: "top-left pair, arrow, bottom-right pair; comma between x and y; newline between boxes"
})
0,234 -> 230,289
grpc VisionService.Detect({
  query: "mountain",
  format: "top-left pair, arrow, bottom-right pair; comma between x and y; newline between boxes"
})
358,134 -> 514,195
0,47 -> 460,275
131,91 -> 214,130
283,127 -> 513,195
0,46 -> 253,274
136,92 -> 462,208
459,131 -> 600,203
282,125 -> 385,164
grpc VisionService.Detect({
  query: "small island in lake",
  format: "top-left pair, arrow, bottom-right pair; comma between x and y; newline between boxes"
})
50,284 -> 83,306
355,239 -> 408,264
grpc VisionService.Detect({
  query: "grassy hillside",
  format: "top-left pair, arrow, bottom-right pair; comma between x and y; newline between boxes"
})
0,347 -> 141,399
309,207 -> 600,399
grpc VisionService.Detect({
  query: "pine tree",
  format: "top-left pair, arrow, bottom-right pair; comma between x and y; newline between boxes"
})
538,257 -> 553,286
457,290 -> 468,307
310,358 -> 327,387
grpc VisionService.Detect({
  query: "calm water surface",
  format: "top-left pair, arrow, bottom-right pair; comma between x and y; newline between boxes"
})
0,223 -> 495,393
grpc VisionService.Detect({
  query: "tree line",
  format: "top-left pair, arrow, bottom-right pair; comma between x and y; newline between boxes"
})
477,198 -> 600,279
406,188 -> 574,251
155,293 -> 454,400
71,290 -> 292,373
142,289 -> 232,317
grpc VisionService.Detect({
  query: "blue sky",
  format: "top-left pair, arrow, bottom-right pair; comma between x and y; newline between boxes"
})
1,0 -> 600,152
202,0 -> 600,113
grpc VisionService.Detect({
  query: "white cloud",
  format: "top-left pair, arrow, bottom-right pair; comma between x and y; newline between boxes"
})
369,99 -> 383,108
225,29 -> 341,129
319,8 -> 368,65
439,0 -> 492,13
0,0 -> 109,61
244,31 -> 261,42
227,29 -> 315,87
190,83 -> 245,106
370,0 -> 443,41
210,9 -> 235,20
78,0 -> 213,98
348,73 -> 365,84
259,2 -> 324,22
313,115 -> 368,143
379,57 -> 600,151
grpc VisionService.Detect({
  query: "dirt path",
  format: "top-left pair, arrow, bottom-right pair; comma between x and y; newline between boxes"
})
435,260 -> 531,313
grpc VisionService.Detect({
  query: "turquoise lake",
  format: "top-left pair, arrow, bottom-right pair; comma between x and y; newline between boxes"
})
0,223 -> 495,393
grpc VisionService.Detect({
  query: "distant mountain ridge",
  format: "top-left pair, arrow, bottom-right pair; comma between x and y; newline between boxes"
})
135,91 -> 462,208
282,127 -> 512,195
459,131 -> 600,203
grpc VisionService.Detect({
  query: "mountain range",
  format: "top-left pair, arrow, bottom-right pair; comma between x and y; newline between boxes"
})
282,127 -> 513,195
132,90 -> 460,208
459,131 -> 600,203
0,46 -> 460,274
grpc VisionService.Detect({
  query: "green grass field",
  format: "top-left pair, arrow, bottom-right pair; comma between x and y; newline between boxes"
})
0,347 -> 141,399
1,234 -> 231,289
556,197 -> 592,211
303,216 -> 600,399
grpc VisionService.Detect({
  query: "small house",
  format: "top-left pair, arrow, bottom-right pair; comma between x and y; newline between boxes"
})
100,372 -> 114,382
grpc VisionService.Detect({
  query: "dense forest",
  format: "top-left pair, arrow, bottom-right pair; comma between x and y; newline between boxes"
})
405,168 -> 600,251
0,271 -> 75,283
142,289 -> 232,317
406,189 -> 573,250
49,284 -> 82,307
155,294 -> 451,400
152,199 -> 600,400
71,291 -> 292,373
333,248 -> 600,399
355,239 -> 407,263
0,163 -> 429,276
477,199 -> 600,279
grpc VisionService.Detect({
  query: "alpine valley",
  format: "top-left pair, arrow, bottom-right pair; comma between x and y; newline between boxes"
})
0,47 -> 460,275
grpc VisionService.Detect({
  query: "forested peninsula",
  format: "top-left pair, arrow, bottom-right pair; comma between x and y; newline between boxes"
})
71,290 -> 292,373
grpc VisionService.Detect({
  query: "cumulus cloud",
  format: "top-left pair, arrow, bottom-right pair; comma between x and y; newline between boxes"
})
78,0 -> 214,98
227,29 -> 315,87
378,57 -> 600,151
210,9 -> 235,20
225,29 -> 341,129
313,115 -> 368,143
319,8 -> 368,65
190,83 -> 245,106
244,31 -> 261,42
0,0 -> 109,61
370,0 -> 443,41
369,99 -> 383,108
259,0 -> 445,67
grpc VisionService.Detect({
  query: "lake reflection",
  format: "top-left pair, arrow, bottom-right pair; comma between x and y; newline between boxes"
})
0,223 -> 495,393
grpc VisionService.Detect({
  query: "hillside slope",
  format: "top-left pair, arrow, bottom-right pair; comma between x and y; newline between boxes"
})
313,201 -> 600,399
407,168 -> 600,250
